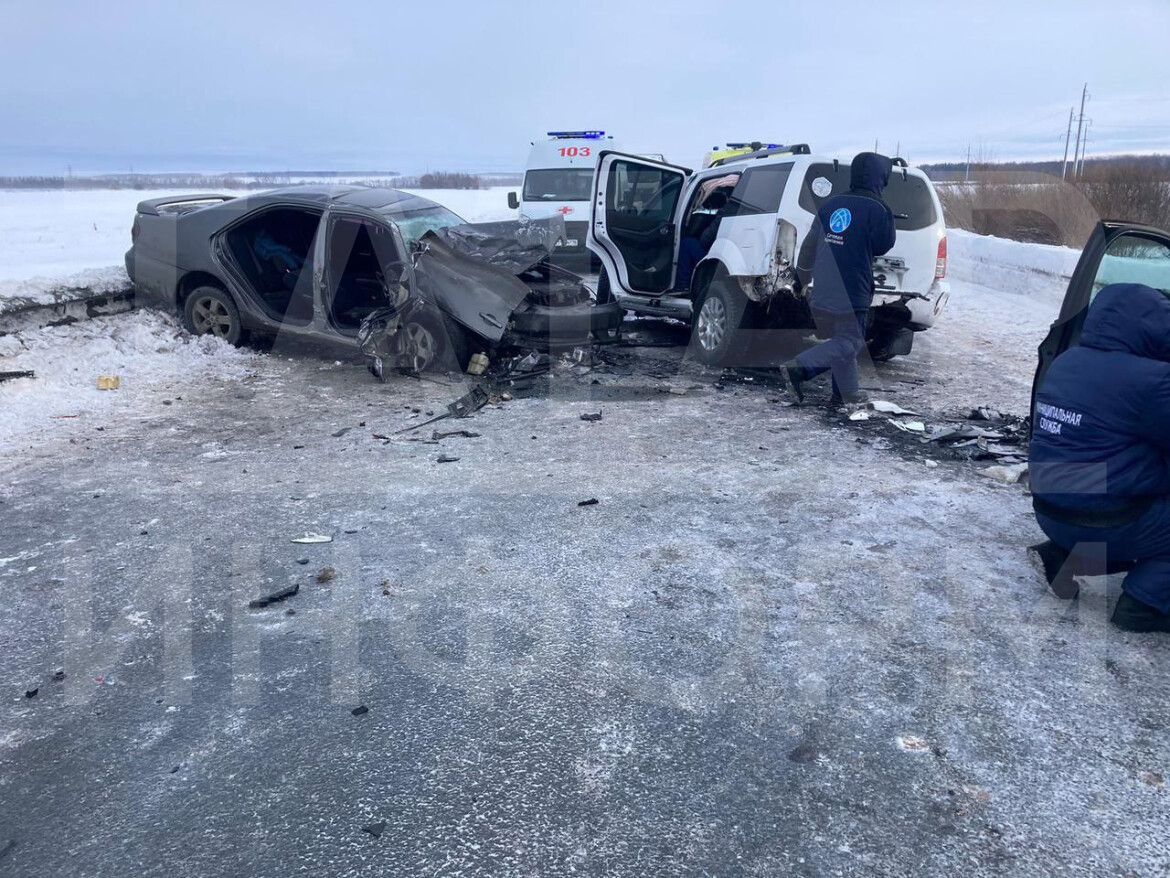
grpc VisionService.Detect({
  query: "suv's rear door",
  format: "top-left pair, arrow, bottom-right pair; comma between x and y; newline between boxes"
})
797,161 -> 944,296
1031,220 -> 1170,424
589,152 -> 688,295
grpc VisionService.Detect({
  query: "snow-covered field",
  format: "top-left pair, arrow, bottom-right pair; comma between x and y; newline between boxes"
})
0,186 -> 519,285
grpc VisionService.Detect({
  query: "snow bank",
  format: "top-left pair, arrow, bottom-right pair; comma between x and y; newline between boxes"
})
0,310 -> 255,456
948,228 -> 1080,299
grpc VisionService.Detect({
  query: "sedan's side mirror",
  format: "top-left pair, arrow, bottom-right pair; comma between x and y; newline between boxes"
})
507,191 -> 519,210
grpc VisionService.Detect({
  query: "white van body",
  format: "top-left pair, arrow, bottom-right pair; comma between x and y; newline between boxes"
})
587,148 -> 950,364
514,131 -> 619,253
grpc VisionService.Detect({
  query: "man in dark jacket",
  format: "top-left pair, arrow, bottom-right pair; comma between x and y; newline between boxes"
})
786,152 -> 897,405
1029,283 -> 1170,632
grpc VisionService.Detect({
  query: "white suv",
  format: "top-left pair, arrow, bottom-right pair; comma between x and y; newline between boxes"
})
586,146 -> 950,365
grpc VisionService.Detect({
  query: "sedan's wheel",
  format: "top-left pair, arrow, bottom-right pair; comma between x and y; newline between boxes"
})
397,310 -> 471,373
402,320 -> 440,372
689,277 -> 749,367
182,286 -> 243,346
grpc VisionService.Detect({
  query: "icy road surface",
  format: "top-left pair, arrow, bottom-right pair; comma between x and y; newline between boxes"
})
1,320 -> 1168,877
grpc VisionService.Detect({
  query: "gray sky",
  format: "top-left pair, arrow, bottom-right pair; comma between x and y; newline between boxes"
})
1,0 -> 1167,174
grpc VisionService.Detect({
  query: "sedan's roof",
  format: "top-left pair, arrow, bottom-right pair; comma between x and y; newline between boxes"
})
219,185 -> 445,214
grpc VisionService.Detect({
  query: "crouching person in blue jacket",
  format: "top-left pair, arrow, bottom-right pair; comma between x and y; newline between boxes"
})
1029,283 -> 1170,633
785,152 -> 896,405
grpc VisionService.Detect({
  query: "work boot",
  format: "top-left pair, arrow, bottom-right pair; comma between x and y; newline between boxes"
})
1111,592 -> 1170,634
783,365 -> 806,404
1027,540 -> 1080,600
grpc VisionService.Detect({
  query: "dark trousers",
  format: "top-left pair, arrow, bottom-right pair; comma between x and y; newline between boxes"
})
675,237 -> 704,292
794,308 -> 867,399
1037,498 -> 1170,612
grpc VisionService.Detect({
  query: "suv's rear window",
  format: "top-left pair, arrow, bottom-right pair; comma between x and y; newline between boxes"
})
798,163 -> 938,231
724,163 -> 794,217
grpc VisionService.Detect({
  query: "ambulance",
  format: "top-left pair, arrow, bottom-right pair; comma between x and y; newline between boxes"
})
508,131 -> 618,255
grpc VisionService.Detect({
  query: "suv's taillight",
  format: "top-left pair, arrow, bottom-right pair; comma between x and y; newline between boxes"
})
935,235 -> 947,280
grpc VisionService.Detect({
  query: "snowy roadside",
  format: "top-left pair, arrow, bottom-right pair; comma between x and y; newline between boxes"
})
0,310 -> 256,459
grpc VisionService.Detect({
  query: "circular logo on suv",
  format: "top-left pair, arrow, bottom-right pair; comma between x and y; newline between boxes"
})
829,208 -> 852,234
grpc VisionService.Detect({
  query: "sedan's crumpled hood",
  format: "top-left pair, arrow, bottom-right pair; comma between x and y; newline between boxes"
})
410,216 -> 569,342
426,215 -> 567,273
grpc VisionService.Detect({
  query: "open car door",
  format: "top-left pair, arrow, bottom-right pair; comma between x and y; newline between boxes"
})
1031,220 -> 1170,431
588,152 -> 689,295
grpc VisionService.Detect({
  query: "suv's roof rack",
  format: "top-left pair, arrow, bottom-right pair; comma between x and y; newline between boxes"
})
710,143 -> 811,167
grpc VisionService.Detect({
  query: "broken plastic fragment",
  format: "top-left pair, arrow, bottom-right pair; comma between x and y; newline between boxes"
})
291,533 -> 332,544
869,400 -> 917,415
848,410 -> 871,421
889,419 -> 926,433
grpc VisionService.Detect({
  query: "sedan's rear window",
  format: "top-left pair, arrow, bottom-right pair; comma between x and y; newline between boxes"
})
798,162 -> 938,231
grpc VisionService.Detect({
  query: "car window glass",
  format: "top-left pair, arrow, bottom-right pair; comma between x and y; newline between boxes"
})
608,161 -> 682,222
523,168 -> 594,201
724,163 -> 794,217
798,163 -> 938,231
1092,234 -> 1170,300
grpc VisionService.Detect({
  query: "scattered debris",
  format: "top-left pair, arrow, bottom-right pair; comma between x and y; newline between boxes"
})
870,400 -> 917,415
395,385 -> 491,435
896,734 -> 931,753
248,583 -> 300,609
578,498 -> 599,507
351,705 -> 369,716
96,375 -> 121,391
889,419 -> 927,433
290,533 -> 332,544
969,406 -> 1003,422
285,608 -> 296,616
51,669 -> 65,682
331,427 -> 352,438
24,686 -> 38,699
848,410 -> 872,421
436,454 -> 460,464
432,429 -> 480,440
0,370 -> 35,383
981,463 -> 1029,485
361,822 -> 386,839
295,558 -> 310,565
467,352 -> 489,376
580,412 -> 603,422
315,567 -> 336,584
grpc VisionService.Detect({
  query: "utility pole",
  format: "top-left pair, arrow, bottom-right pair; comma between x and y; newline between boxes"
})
1072,82 -> 1089,180
964,143 -> 971,183
1061,106 -> 1074,180
1077,120 -> 1092,178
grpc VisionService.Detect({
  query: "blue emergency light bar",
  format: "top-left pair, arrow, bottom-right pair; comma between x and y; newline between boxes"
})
547,130 -> 605,139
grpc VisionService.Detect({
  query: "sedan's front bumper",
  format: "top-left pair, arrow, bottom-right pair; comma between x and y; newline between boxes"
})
506,300 -> 624,349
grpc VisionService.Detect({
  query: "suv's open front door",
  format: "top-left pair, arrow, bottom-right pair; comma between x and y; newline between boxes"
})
1031,220 -> 1170,430
589,152 -> 689,295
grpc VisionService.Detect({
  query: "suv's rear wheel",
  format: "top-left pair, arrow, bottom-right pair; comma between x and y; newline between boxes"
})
690,277 -> 749,366
183,286 -> 244,346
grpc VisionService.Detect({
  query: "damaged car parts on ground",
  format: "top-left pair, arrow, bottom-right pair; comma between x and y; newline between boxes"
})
125,187 -> 623,372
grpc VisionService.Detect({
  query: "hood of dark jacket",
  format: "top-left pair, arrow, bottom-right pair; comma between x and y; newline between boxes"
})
849,152 -> 892,195
1080,282 -> 1170,362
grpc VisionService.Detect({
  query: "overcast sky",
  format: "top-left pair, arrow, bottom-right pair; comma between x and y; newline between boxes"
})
1,0 -> 1167,174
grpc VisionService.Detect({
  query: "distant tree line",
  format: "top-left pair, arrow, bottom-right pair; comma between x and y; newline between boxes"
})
928,157 -> 1170,246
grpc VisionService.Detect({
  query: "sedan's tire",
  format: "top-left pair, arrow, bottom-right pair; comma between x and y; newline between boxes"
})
690,277 -> 750,367
399,309 -> 472,373
183,286 -> 244,346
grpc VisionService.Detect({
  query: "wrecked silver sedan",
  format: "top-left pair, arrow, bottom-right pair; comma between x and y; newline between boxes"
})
125,186 -> 623,371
